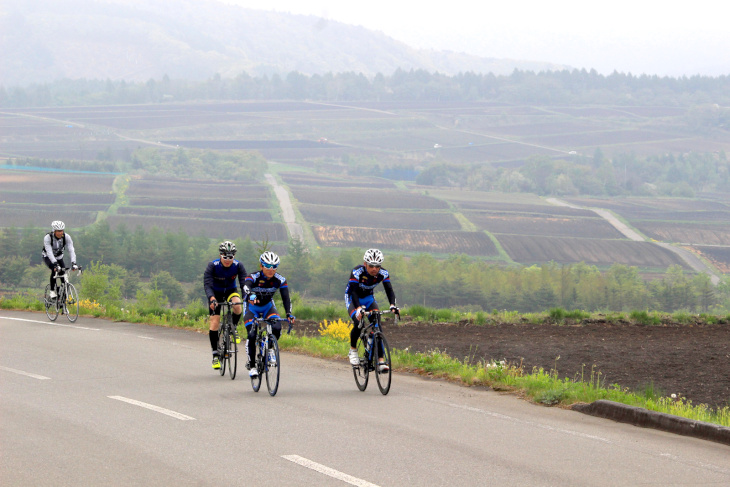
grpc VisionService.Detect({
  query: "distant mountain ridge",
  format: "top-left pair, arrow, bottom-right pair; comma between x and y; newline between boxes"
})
1,0 -> 566,86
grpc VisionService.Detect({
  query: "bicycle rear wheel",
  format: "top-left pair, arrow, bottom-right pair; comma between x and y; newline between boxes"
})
228,328 -> 238,380
352,335 -> 370,391
265,336 -> 280,396
65,283 -> 79,322
374,333 -> 392,395
44,285 -> 59,321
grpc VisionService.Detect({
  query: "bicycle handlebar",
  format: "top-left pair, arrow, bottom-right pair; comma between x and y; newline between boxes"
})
252,316 -> 294,334
52,266 -> 83,278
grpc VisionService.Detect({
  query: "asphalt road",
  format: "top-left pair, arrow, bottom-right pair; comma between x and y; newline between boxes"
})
2,310 -> 729,486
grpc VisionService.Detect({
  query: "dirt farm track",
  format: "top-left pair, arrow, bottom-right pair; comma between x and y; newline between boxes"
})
298,318 -> 730,409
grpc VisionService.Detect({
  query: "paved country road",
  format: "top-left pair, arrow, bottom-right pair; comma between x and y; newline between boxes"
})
2,310 -> 729,486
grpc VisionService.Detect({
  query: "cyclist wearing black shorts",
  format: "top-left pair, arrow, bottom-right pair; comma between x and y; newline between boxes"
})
345,248 -> 398,369
42,221 -> 78,300
204,241 -> 246,370
242,251 -> 295,378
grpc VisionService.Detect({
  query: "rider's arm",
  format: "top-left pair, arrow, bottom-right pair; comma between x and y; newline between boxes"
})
243,275 -> 256,302
65,234 -> 77,265
43,234 -> 57,264
279,280 -> 292,315
236,261 -> 247,288
346,272 -> 361,308
203,261 -> 216,302
383,277 -> 396,307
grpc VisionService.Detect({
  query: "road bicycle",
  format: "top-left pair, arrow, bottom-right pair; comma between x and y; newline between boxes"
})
249,316 -> 292,396
44,267 -> 82,322
352,309 -> 397,395
215,299 -> 241,380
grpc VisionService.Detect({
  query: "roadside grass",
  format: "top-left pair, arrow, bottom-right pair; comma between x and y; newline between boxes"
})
3,294 -> 728,427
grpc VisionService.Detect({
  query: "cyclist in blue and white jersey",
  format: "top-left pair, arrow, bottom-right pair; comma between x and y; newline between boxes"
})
42,221 -> 78,300
242,251 -> 295,378
203,241 -> 247,370
345,248 -> 399,370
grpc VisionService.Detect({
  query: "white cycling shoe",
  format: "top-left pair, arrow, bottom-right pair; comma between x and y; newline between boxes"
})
249,368 -> 259,378
348,349 -> 359,366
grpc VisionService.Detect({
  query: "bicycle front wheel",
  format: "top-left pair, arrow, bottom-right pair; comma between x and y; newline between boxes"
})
228,328 -> 238,380
352,335 -> 370,391
265,335 -> 280,396
65,283 -> 79,322
374,333 -> 392,395
251,338 -> 263,392
218,328 -> 227,376
44,285 -> 59,321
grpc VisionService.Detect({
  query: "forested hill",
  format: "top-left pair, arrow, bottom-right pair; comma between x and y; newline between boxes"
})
1,0 -> 564,87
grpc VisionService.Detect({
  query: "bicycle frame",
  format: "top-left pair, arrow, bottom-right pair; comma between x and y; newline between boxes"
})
358,309 -> 398,367
216,300 -> 241,379
352,309 -> 397,395
249,316 -> 289,396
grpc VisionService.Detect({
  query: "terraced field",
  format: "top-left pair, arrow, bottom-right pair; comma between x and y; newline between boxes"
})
109,177 -> 286,242
0,168 -> 115,228
312,226 -> 498,256
564,196 -> 730,271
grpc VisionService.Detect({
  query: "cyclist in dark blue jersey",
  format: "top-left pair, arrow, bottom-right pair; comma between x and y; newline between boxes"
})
203,241 -> 247,370
345,248 -> 399,369
242,251 -> 295,378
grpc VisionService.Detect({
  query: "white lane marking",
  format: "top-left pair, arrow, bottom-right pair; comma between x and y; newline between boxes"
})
283,455 -> 380,487
0,366 -> 51,380
0,315 -> 100,331
108,396 -> 195,421
137,336 -> 154,340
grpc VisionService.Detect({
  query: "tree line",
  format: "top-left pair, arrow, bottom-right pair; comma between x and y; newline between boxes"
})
0,223 -> 726,314
415,150 -> 730,196
3,68 -> 730,108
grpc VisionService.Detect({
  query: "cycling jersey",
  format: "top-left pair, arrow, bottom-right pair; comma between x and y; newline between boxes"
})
345,265 -> 396,309
203,259 -> 247,302
243,271 -> 292,315
42,232 -> 76,265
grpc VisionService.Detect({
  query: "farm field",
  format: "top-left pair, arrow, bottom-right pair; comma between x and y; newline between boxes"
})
565,195 -> 730,246
290,186 -> 448,209
312,226 -> 498,256
496,235 -> 689,268
464,213 -> 625,239
280,171 -> 397,189
110,176 -> 285,242
4,100 -> 730,169
635,222 -> 730,246
3,100 -> 730,276
117,207 -> 272,221
105,215 -> 287,241
299,204 -> 460,231
691,246 -> 730,273
0,168 -> 116,228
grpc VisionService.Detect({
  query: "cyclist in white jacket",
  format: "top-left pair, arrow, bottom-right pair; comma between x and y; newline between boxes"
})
42,221 -> 78,299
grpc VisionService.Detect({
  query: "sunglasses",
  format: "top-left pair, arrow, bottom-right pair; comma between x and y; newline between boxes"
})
221,255 -> 235,260
367,264 -> 381,269
262,262 -> 278,269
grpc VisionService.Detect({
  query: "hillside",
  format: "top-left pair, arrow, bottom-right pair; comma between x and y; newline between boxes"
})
0,0 -> 564,87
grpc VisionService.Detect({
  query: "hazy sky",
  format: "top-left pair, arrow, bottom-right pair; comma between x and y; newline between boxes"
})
221,0 -> 728,77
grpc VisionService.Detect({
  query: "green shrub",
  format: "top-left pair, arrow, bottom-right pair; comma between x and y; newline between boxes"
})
629,310 -> 661,325
549,307 -> 566,321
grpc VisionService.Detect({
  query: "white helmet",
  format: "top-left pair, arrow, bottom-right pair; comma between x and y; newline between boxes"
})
363,248 -> 384,266
260,251 -> 280,267
51,221 -> 65,231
